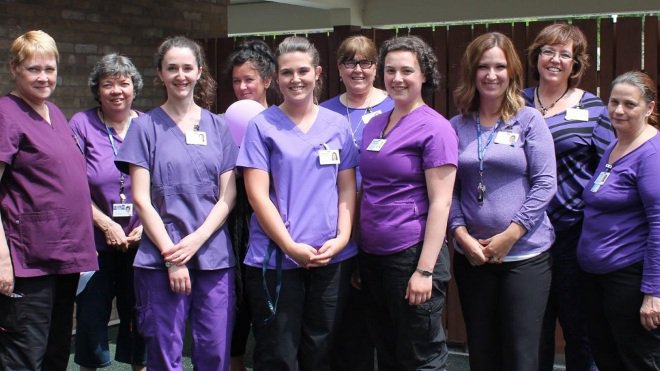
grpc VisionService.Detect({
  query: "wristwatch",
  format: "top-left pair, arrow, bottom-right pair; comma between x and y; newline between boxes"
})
165,261 -> 174,268
415,268 -> 433,277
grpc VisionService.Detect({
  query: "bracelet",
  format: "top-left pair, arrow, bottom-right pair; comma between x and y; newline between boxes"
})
415,268 -> 433,277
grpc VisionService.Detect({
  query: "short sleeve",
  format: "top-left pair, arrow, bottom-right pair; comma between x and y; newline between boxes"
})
213,113 -> 239,174
236,117 -> 270,172
0,110 -> 20,166
115,114 -> 152,174
422,114 -> 458,170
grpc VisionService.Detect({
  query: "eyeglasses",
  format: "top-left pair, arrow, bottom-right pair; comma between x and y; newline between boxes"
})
342,60 -> 374,69
540,48 -> 574,61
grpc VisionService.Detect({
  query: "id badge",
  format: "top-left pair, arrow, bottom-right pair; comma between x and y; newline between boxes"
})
319,149 -> 340,165
366,138 -> 386,152
590,171 -> 610,192
565,108 -> 589,122
362,110 -> 382,124
494,131 -> 519,146
112,203 -> 134,217
186,131 -> 208,145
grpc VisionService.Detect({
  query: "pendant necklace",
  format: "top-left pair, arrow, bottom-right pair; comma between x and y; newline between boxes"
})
536,86 -> 569,115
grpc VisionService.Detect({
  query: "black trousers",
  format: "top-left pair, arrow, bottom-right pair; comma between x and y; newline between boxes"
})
0,273 -> 79,371
454,252 -> 551,371
582,262 -> 660,371
245,258 -> 354,371
539,221 -> 596,371
359,244 -> 450,371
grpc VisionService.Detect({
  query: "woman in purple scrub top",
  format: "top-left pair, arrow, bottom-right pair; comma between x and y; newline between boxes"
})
320,34 -> 393,371
115,36 -> 238,371
450,32 -> 556,371
225,39 -> 276,371
237,36 -> 358,371
0,30 -> 97,370
70,54 -> 147,371
578,71 -> 660,371
358,35 -> 458,370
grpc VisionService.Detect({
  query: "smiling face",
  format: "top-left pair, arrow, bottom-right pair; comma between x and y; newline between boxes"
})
383,50 -> 425,108
11,53 -> 57,105
158,46 -> 201,101
475,46 -> 509,105
98,74 -> 134,114
537,41 -> 575,86
276,51 -> 321,105
232,62 -> 270,107
608,82 -> 656,135
338,53 -> 376,97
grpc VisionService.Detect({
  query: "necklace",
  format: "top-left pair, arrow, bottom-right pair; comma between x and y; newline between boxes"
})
536,86 -> 569,115
344,90 -> 374,142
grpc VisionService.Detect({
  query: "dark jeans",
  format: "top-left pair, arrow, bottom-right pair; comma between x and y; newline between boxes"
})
75,249 -> 146,368
245,258 -> 354,371
539,222 -> 597,371
454,251 -> 551,371
582,262 -> 660,371
0,273 -> 79,371
359,244 -> 450,371
330,281 -> 376,371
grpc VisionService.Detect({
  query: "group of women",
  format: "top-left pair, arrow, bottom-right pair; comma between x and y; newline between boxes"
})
0,22 -> 659,371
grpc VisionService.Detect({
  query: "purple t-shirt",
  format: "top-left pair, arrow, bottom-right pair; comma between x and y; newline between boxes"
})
0,95 -> 97,277
449,107 -> 557,260
578,133 -> 660,296
359,104 -> 458,255
237,105 -> 359,269
115,107 -> 238,270
70,108 -> 142,252
321,95 -> 394,186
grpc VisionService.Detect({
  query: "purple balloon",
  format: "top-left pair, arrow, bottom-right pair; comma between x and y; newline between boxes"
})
224,99 -> 266,146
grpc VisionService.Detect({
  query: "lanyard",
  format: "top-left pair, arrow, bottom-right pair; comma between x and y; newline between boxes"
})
103,114 -> 132,203
261,240 -> 283,323
475,113 -> 501,204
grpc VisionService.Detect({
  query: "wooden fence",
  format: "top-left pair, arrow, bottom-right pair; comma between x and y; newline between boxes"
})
201,14 -> 660,347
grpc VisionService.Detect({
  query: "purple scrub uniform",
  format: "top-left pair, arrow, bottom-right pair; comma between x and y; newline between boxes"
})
237,105 -> 359,269
116,107 -> 238,371
0,94 -> 97,370
359,104 -> 458,255
70,108 -> 146,368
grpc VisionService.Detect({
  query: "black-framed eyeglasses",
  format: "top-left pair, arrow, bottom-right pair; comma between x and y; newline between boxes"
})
342,60 -> 374,69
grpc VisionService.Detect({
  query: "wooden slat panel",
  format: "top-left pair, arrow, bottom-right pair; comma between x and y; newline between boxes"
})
308,32 -> 331,103
446,24 -> 473,118
573,18 -> 598,94
512,22 -> 529,84
488,22 -> 513,39
433,26 -> 449,116
615,17 -> 643,75
600,18 -> 615,100
644,15 -> 659,84
409,27 -> 436,106
216,37 -> 235,113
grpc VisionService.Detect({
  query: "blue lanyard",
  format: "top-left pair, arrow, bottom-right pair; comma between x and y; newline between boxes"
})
262,240 -> 283,323
476,112 -> 501,175
105,117 -> 132,157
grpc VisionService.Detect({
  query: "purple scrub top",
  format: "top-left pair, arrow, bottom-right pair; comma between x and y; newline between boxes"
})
237,105 -> 359,270
0,94 -> 98,277
359,104 -> 458,255
70,108 -> 142,252
115,107 -> 238,270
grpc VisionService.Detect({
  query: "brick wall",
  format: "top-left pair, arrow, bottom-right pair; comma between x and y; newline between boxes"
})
0,0 -> 228,117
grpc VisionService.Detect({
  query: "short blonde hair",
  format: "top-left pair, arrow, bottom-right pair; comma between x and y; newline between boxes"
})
9,30 -> 59,67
